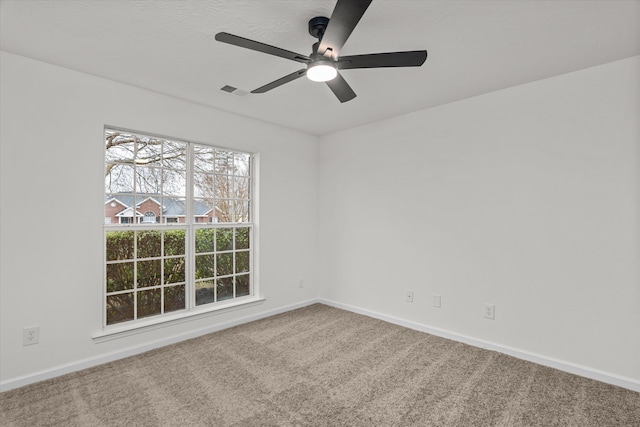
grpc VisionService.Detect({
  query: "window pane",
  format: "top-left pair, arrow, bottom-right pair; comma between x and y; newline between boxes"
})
137,289 -> 161,319
217,277 -> 234,301
216,228 -> 233,251
215,175 -> 231,199
137,230 -> 161,258
135,137 -> 162,164
195,228 -> 215,253
136,196 -> 161,223
193,173 -> 213,198
113,199 -> 140,224
163,141 -> 187,170
235,227 -> 250,250
137,259 -> 161,288
194,198 -> 214,223
106,231 -> 134,261
105,164 -> 134,193
236,274 -> 250,297
164,257 -> 185,284
106,262 -> 134,292
216,253 -> 233,277
163,169 -> 186,197
106,293 -> 134,325
234,177 -> 250,199
163,198 -> 186,226
195,254 -> 215,279
195,280 -> 214,306
215,150 -> 233,175
164,285 -> 185,313
164,229 -> 185,256
235,251 -> 249,274
135,166 -> 162,194
105,131 -> 135,162
234,200 -> 249,223
234,153 -> 250,177
105,196 -> 128,226
215,199 -> 233,222
194,145 -> 215,173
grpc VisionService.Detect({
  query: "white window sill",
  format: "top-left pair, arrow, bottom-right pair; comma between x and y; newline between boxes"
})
92,296 -> 265,343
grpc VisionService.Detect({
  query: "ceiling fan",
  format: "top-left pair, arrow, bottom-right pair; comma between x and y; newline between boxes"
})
215,0 -> 427,103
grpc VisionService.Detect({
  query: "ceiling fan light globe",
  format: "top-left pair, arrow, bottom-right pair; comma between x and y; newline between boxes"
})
307,62 -> 337,82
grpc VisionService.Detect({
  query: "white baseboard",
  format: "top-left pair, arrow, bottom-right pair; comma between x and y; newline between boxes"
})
318,298 -> 640,393
0,298 -> 320,392
3,297 -> 638,393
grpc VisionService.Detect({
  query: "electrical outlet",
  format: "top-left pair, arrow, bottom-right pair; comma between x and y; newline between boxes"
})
483,304 -> 495,320
23,326 -> 39,346
298,278 -> 304,288
405,290 -> 414,303
433,294 -> 441,308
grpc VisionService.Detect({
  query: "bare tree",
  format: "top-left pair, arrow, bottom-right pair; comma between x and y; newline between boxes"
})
105,130 -> 250,223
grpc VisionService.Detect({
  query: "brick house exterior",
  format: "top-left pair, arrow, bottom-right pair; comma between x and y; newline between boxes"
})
105,195 -> 214,224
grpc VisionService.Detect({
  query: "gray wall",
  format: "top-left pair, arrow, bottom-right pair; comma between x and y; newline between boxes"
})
0,51 -> 318,385
318,56 -> 640,383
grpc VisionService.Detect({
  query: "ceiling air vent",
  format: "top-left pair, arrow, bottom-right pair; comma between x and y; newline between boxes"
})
220,85 -> 248,97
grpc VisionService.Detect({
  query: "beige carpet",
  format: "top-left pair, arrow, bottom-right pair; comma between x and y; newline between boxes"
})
1,303 -> 639,426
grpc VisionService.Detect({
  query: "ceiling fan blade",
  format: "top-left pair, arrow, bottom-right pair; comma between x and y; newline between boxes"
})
251,69 -> 307,94
215,32 -> 310,63
317,0 -> 372,59
325,72 -> 356,103
337,50 -> 427,69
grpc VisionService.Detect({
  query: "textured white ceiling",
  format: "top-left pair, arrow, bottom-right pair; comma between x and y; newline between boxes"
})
1,0 -> 639,136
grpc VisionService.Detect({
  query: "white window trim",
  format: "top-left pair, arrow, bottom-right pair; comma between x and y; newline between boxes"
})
103,127 -> 260,333
92,296 -> 265,342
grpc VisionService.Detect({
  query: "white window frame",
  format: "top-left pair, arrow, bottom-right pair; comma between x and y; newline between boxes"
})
101,127 -> 260,336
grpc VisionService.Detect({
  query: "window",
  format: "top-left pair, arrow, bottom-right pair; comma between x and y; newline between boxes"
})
120,216 -> 136,224
143,211 -> 157,223
104,128 -> 254,326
